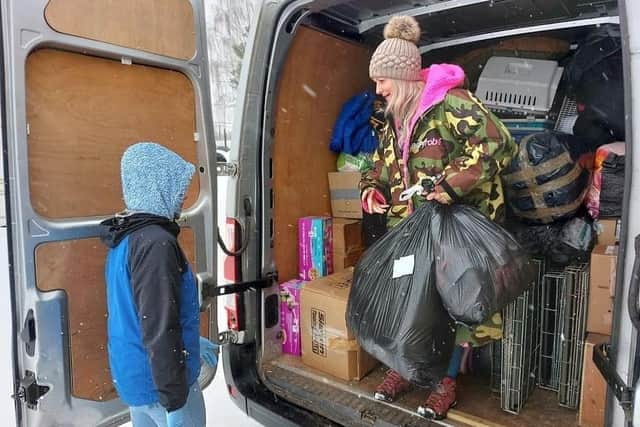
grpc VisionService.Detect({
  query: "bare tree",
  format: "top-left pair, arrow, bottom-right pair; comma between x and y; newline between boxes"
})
205,0 -> 260,147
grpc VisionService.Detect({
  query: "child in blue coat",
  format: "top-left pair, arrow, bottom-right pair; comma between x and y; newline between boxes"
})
101,142 -> 217,427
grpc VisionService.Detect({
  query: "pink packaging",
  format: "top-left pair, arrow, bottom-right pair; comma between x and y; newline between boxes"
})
279,280 -> 306,356
298,217 -> 333,281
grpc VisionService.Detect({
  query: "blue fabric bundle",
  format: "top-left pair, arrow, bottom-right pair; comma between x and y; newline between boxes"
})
330,91 -> 379,154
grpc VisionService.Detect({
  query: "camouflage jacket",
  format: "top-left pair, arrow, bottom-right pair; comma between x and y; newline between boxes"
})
362,88 -> 516,227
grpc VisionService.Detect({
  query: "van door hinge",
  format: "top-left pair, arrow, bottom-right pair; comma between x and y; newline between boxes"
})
12,371 -> 49,409
218,329 -> 246,345
216,162 -> 238,177
202,273 -> 276,298
593,343 -> 634,418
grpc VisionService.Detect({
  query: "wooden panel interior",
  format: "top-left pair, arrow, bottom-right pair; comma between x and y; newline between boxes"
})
44,0 -> 195,60
272,26 -> 372,282
36,228 -> 198,401
26,49 -> 199,219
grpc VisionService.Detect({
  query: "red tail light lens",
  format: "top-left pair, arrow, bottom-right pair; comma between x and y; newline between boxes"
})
223,218 -> 242,331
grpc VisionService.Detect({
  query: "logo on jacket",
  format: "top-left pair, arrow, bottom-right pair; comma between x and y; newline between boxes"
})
412,137 -> 443,152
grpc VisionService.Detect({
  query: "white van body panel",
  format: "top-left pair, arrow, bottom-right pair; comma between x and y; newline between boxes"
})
614,2 -> 640,426
0,229 -> 17,424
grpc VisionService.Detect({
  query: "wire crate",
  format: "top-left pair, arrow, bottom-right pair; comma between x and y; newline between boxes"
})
538,270 -> 564,391
490,340 -> 502,394
553,96 -> 578,134
557,264 -> 589,409
500,257 -> 545,414
537,263 -> 589,409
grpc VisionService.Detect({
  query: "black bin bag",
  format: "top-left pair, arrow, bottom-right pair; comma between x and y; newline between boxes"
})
431,205 -> 536,325
346,202 -> 456,387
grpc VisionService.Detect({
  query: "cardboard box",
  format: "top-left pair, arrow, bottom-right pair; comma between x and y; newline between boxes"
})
298,217 -> 333,281
279,280 -> 306,356
579,333 -> 610,427
591,244 -> 618,297
586,284 -> 613,335
300,269 -> 378,381
333,248 -> 364,273
328,172 -> 363,219
596,217 -> 621,246
332,218 -> 363,254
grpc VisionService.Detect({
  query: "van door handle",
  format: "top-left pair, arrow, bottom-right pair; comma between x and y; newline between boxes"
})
627,234 -> 640,331
20,309 -> 36,357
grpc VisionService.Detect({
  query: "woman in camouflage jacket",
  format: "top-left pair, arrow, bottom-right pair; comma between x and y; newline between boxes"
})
363,16 -> 516,420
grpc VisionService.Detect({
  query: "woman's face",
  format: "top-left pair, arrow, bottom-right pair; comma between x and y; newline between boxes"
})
374,78 -> 393,102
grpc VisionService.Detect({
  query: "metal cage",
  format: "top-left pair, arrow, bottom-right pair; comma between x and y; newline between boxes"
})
500,257 -> 545,414
537,263 -> 589,409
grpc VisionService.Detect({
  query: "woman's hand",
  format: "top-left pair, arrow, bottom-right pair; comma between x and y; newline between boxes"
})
361,187 -> 389,214
425,189 -> 453,205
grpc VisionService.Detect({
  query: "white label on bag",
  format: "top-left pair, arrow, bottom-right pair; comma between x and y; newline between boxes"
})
392,255 -> 415,278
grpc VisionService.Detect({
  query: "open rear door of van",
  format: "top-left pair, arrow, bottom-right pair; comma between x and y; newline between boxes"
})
1,1 -> 219,425
594,1 -> 640,426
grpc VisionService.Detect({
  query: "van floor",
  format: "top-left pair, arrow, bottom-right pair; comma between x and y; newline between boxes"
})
263,355 -> 579,427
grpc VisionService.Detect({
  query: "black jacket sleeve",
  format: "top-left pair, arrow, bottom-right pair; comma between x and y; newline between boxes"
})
128,227 -> 188,412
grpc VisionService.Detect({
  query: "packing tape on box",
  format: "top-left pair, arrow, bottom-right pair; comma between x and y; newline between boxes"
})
328,337 -> 361,351
331,189 -> 360,200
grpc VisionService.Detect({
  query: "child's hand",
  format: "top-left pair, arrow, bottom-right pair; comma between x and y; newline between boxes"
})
199,337 -> 219,367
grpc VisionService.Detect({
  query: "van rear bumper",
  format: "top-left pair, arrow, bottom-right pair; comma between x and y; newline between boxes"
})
221,342 -> 337,426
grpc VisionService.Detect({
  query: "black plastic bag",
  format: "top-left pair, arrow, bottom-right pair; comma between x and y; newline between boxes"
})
505,215 -> 594,266
432,205 -> 535,325
600,151 -> 625,217
565,24 -> 625,141
362,212 -> 388,248
347,203 -> 456,387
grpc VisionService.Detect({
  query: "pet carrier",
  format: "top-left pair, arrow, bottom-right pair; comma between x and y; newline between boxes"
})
477,56 -> 563,116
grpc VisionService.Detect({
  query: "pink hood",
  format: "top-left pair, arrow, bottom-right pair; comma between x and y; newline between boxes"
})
400,64 -> 465,189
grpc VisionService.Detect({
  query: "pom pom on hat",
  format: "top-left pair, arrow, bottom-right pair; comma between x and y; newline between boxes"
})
369,16 -> 423,81
383,16 -> 421,43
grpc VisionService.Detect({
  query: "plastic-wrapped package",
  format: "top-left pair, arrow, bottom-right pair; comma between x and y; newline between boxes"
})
502,132 -> 591,224
432,205 -> 535,325
346,203 -> 456,387
584,142 -> 625,219
337,152 -> 373,173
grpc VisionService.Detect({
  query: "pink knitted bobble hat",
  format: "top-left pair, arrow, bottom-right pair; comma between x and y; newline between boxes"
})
369,16 -> 422,81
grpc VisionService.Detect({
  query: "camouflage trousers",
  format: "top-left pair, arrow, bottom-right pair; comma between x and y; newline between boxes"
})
455,312 -> 502,347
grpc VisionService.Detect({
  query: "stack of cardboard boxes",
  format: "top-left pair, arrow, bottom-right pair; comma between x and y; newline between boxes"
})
327,171 -> 366,272
332,218 -> 364,272
279,216 -> 335,358
277,172 -> 376,380
580,217 -> 620,427
300,268 -> 378,380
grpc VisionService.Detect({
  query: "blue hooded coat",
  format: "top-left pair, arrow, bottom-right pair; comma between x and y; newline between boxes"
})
100,142 -> 200,411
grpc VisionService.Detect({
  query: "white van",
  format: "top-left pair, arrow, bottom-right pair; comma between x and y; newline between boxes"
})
2,0 -> 640,426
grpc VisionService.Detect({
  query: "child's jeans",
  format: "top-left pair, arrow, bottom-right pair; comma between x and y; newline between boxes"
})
129,382 -> 205,427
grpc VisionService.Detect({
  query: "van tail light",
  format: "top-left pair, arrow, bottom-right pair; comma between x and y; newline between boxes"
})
223,218 -> 243,331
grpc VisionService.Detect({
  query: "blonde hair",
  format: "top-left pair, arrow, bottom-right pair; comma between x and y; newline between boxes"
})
385,79 -> 423,142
